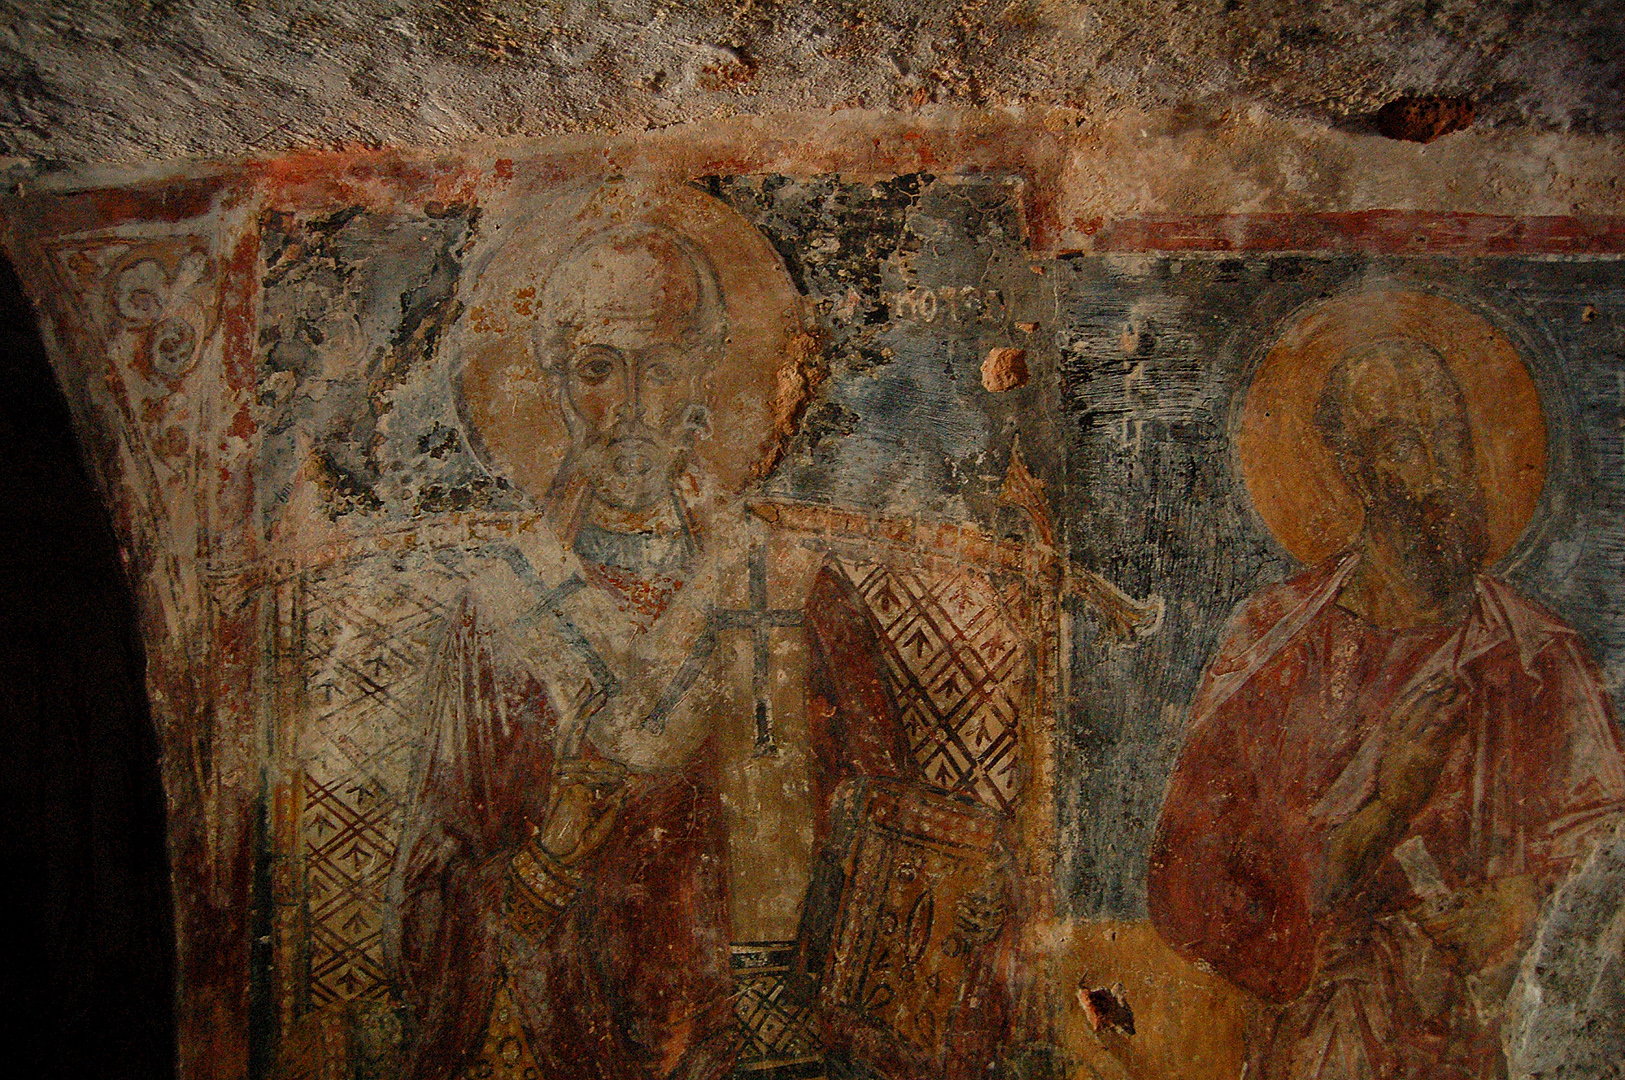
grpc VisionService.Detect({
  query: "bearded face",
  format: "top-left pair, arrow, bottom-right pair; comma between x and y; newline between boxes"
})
539,225 -> 724,515
1351,421 -> 1489,603
1320,339 -> 1490,603
562,339 -> 714,513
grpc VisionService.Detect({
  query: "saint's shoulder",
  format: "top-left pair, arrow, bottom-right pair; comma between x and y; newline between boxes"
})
1475,573 -> 1584,639
1224,560 -> 1342,639
1471,573 -> 1594,677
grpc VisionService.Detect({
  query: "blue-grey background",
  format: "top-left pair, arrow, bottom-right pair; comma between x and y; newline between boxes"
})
257,177 -> 1625,918
1052,252 -> 1625,915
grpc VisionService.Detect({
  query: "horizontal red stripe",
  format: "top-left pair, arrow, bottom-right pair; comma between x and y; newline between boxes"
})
1085,211 -> 1625,255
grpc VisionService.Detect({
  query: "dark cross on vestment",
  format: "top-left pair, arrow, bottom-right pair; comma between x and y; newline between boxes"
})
500,542 -> 802,751
713,545 -> 803,756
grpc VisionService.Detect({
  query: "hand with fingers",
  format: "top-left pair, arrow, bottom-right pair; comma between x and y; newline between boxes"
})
536,757 -> 630,863
1412,873 -> 1540,973
1325,674 -> 1472,900
1376,673 -> 1472,820
502,757 -> 630,937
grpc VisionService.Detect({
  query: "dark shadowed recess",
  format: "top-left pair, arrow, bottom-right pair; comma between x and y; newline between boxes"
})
0,256 -> 176,1078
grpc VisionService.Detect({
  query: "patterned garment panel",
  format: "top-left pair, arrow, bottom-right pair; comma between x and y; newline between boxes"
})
838,559 -> 1028,814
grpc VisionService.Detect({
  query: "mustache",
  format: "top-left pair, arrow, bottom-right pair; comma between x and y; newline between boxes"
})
577,403 -> 712,443
579,432 -> 666,475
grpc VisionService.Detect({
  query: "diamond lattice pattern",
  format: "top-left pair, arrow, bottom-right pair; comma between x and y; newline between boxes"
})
841,560 -> 1026,814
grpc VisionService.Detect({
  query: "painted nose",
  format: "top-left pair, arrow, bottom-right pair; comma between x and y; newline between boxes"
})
606,365 -> 644,426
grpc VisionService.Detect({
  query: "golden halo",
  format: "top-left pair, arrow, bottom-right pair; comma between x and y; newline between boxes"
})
1236,288 -> 1547,567
455,181 -> 808,504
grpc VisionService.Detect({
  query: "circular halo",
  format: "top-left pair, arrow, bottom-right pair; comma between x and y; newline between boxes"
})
455,181 -> 808,505
1236,288 -> 1547,568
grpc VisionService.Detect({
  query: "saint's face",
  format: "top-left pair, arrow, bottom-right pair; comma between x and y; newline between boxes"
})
561,318 -> 715,514
1337,346 -> 1489,600
542,228 -> 720,516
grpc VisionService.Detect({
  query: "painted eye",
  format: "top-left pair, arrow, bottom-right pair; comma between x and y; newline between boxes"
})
573,349 -> 618,385
643,362 -> 675,386
1435,423 -> 1472,464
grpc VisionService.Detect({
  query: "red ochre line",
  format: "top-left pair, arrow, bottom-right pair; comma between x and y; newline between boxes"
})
1084,212 -> 1625,255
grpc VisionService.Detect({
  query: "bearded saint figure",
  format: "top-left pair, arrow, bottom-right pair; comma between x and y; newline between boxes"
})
1149,336 -> 1625,1079
393,221 -> 743,1080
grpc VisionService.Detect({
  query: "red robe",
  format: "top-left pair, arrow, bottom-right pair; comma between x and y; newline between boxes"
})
396,555 -> 1019,1079
1149,557 -> 1625,1079
394,593 -> 735,1080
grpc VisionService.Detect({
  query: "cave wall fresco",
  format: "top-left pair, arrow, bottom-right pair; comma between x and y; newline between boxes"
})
5,113 -> 1625,1080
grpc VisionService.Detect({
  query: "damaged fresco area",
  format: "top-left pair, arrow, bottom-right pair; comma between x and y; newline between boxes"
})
1058,254 -> 1625,911
8,159 -> 1625,1080
252,174 -> 1089,1080
256,202 -> 494,524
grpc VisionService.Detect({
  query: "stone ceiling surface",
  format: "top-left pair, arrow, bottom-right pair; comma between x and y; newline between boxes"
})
1,0 -> 1622,177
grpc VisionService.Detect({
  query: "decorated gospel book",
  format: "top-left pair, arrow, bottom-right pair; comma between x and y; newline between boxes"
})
806,776 -> 1010,1058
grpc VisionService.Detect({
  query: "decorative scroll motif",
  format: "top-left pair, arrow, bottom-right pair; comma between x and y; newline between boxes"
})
53,237 -> 216,376
102,244 -> 214,382
42,236 -> 223,621
839,559 -> 1026,814
51,238 -> 216,473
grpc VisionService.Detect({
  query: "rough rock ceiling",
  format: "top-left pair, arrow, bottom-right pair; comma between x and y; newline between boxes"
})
1,0 -> 1622,175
